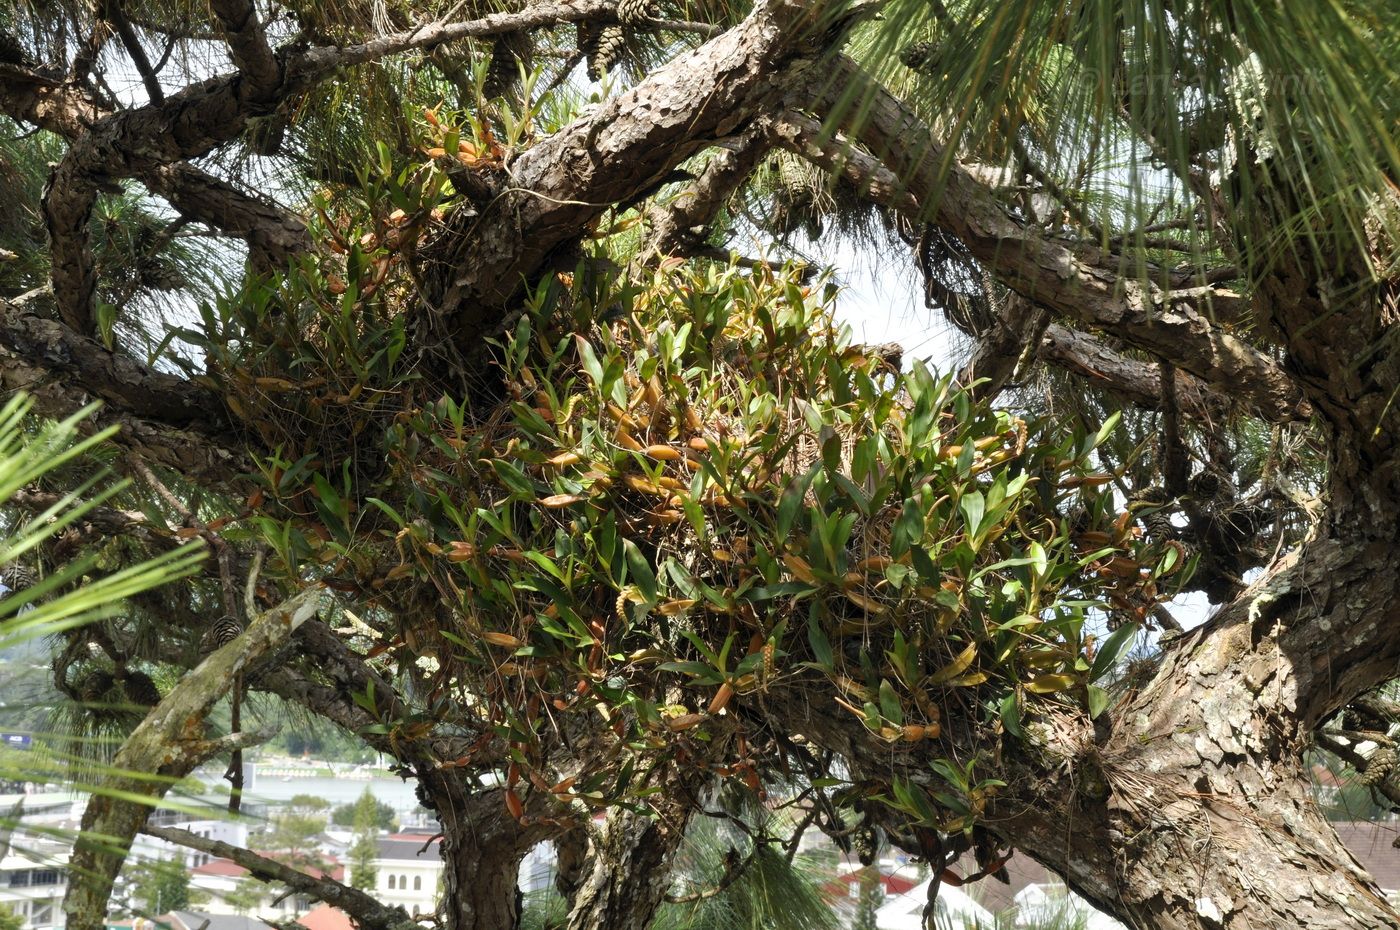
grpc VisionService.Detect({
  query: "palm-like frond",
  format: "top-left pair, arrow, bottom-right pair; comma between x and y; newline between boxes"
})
0,393 -> 206,860
856,0 -> 1400,282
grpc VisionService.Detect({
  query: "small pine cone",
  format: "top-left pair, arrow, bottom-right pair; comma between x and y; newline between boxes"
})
589,24 -> 626,80
121,670 -> 162,707
415,780 -> 438,812
202,615 -> 244,653
854,827 -> 876,866
577,21 -> 600,67
899,39 -> 936,71
78,669 -> 116,704
1363,746 -> 1397,786
1,563 -> 37,596
486,37 -> 519,96
616,0 -> 655,25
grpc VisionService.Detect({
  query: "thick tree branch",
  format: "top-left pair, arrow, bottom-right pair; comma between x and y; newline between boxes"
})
1038,323 -> 1230,420
142,825 -> 417,930
0,301 -> 248,482
0,301 -> 225,427
8,489 -> 169,548
792,61 -> 1310,425
206,0 -> 280,98
145,165 -> 309,269
424,0 -> 830,350
34,0 -> 646,332
0,48 -> 307,270
770,108 -> 1256,422
63,589 -> 321,930
771,109 -> 918,215
957,293 -> 1052,399
646,127 -> 772,258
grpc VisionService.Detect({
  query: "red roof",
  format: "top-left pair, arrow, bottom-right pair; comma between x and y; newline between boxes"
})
1313,764 -> 1347,788
827,866 -> 920,896
297,906 -> 353,930
1333,821 -> 1400,891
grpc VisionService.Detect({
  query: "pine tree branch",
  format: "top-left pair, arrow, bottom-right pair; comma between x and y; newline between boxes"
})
0,44 -> 306,268
0,300 -> 248,483
646,127 -> 773,258
103,0 -> 165,104
141,825 -> 418,930
1038,324 -> 1231,421
957,293 -> 1052,400
33,0 -> 642,333
64,589 -> 322,930
144,165 -> 309,270
424,0 -> 830,348
206,0 -> 280,98
790,65 -> 1311,424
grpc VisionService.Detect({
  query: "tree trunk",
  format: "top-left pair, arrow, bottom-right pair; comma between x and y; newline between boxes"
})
431,784 -> 545,930
63,592 -> 320,930
992,529 -> 1400,929
756,524 -> 1400,929
564,768 -> 710,930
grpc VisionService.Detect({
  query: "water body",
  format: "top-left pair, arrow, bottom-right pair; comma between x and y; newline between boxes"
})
183,767 -> 422,816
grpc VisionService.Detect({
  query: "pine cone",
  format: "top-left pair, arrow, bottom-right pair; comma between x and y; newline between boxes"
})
854,826 -> 876,866
1,563 -> 37,596
616,0 -> 655,25
486,37 -> 519,97
1363,746 -> 1397,786
202,615 -> 244,653
415,780 -> 438,812
577,21 -> 600,73
589,25 -> 626,80
900,40 -> 936,71
78,669 -> 116,704
121,670 -> 163,707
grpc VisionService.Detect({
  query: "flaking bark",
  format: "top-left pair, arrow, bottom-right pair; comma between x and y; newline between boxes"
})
63,589 -> 321,930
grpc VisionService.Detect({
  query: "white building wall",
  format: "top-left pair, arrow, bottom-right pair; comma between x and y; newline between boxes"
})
0,850 -> 68,930
374,859 -> 441,916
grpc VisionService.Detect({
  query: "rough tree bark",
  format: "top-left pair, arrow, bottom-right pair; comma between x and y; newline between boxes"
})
428,781 -> 555,930
63,590 -> 321,930
7,1 -> 1400,928
563,767 -> 714,930
997,528 -> 1400,928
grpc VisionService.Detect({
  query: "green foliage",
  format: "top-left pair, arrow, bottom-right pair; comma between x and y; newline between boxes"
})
852,867 -> 883,930
0,905 -> 21,930
866,0 -> 1400,281
655,814 -> 840,930
126,858 -> 191,916
0,395 -> 204,652
523,813 -> 841,930
348,829 -> 379,892
203,240 -> 1178,838
222,878 -> 267,916
0,394 -> 205,794
333,787 -> 397,831
262,811 -> 331,871
289,793 -> 332,812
